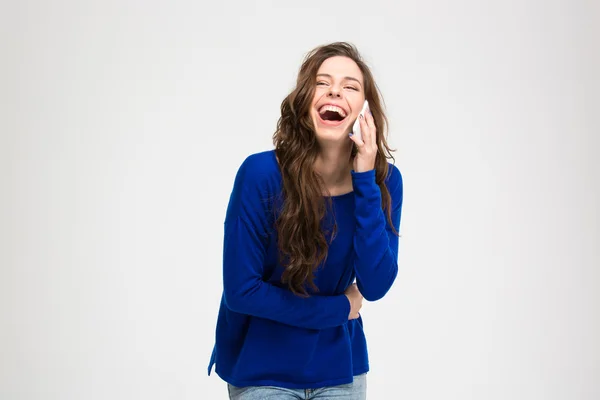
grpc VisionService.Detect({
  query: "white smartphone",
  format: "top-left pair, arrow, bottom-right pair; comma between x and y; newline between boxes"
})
352,100 -> 370,142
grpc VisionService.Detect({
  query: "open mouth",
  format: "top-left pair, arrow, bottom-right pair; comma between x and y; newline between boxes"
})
318,105 -> 347,124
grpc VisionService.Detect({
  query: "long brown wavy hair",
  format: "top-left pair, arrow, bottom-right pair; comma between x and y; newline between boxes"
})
272,42 -> 397,296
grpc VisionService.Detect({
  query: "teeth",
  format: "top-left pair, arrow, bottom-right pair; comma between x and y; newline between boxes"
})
319,105 -> 346,117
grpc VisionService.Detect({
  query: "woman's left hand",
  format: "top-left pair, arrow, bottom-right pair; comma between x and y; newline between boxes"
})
349,111 -> 377,173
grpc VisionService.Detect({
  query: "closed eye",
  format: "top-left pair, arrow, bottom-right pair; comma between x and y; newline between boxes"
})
345,86 -> 358,91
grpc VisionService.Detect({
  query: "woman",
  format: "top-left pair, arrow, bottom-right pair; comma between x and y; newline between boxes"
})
207,42 -> 403,399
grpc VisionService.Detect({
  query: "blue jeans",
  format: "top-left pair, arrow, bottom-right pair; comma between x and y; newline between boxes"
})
227,374 -> 367,399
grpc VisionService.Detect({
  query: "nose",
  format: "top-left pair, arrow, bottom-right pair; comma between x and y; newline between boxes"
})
327,88 -> 342,98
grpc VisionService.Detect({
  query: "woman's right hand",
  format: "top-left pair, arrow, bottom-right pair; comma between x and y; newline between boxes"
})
344,283 -> 363,320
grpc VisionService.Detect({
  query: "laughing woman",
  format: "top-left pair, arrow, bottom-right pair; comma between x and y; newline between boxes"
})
208,42 -> 403,400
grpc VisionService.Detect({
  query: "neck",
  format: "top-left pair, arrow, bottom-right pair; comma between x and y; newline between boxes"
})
314,141 -> 353,187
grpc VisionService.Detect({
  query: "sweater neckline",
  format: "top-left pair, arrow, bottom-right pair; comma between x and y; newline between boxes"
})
270,150 -> 354,200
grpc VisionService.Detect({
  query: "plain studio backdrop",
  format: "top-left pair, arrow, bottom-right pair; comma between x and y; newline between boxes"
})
1,0 -> 599,399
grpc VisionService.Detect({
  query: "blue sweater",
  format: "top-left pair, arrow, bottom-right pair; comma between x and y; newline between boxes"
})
208,149 -> 403,389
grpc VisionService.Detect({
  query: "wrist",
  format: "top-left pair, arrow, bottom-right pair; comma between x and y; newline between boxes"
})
351,168 -> 376,178
343,294 -> 353,316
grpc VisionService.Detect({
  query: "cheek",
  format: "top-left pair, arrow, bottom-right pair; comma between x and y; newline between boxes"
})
313,89 -> 327,102
310,94 -> 320,108
351,96 -> 366,112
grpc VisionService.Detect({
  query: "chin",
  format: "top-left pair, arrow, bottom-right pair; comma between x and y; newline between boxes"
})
315,127 -> 349,142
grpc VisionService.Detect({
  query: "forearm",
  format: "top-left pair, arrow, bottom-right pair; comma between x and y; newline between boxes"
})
223,216 -> 351,330
353,208 -> 399,301
224,279 -> 351,330
352,169 -> 401,301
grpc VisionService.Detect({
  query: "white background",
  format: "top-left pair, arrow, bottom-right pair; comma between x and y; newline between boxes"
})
1,0 -> 599,399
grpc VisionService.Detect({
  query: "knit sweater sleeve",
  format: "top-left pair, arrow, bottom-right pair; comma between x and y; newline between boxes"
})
221,155 -> 351,330
351,164 -> 403,301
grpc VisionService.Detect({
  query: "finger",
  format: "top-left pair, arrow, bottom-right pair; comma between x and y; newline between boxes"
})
359,115 -> 370,143
349,131 -> 365,148
365,111 -> 377,146
365,109 -> 374,126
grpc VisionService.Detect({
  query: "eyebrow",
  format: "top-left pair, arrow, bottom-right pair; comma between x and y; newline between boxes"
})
316,73 -> 363,87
